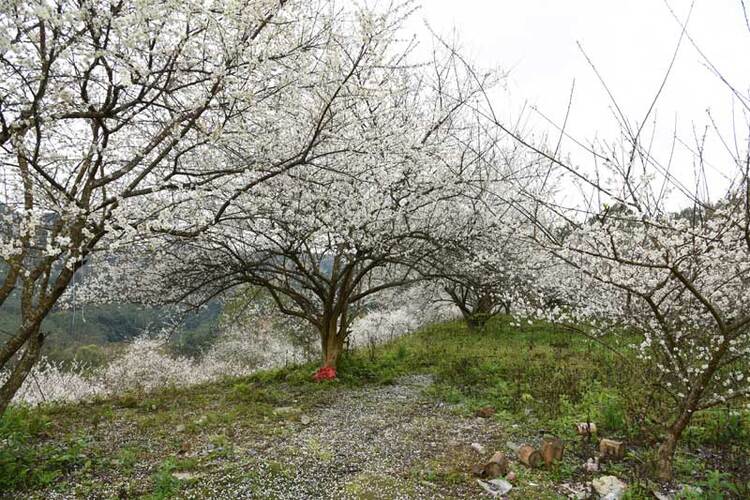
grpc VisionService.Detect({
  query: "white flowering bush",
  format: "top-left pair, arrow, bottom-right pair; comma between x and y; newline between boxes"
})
7,359 -> 104,407
349,285 -> 458,349
8,331 -> 287,406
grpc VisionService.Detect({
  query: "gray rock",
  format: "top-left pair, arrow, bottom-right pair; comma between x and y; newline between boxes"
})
471,442 -> 486,454
273,406 -> 301,416
652,491 -> 673,500
592,475 -> 627,499
300,415 -> 311,425
477,478 -> 512,496
172,472 -> 196,481
561,482 -> 589,499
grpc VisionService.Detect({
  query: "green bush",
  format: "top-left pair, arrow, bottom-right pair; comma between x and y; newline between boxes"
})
580,382 -> 628,433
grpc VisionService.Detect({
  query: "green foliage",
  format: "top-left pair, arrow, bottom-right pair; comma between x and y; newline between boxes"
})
114,446 -> 140,475
351,318 -> 642,435
577,381 -> 628,433
148,458 -> 181,499
696,470 -> 740,499
5,316 -> 748,497
0,406 -> 89,491
684,408 -> 750,447
72,344 -> 110,368
230,382 -> 284,405
621,482 -> 654,499
0,406 -> 50,490
207,434 -> 234,459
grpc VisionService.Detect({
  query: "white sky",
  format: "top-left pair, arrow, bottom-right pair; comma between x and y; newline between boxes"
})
406,0 -> 750,207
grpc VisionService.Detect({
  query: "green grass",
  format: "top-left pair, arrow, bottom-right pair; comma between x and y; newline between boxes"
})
328,318 -> 650,438
2,317 -> 748,498
0,406 -> 93,491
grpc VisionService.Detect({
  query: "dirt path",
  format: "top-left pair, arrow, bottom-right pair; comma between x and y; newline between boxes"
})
179,375 -> 507,499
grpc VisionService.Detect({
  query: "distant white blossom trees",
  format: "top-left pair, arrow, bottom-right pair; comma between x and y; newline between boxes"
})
430,142 -> 550,330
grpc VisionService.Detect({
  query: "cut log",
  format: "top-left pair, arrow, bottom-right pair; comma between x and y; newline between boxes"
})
517,444 -> 542,468
599,438 -> 625,459
483,461 -> 507,478
575,422 -> 597,436
470,464 -> 485,477
471,451 -> 510,478
541,436 -> 564,465
486,451 -> 509,475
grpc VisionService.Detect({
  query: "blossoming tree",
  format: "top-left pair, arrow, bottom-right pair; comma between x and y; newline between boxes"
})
105,30 -> 510,372
0,0 -> 361,413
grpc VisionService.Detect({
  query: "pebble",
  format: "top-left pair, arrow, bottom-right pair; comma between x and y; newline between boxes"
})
172,472 -> 197,481
471,442 -> 485,454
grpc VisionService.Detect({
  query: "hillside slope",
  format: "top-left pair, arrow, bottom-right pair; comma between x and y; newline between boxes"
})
0,292 -> 222,364
2,320 -> 748,499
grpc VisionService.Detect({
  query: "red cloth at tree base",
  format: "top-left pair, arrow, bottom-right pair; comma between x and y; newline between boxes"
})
312,366 -> 336,381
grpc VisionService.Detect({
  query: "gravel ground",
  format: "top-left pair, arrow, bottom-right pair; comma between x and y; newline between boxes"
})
178,375 -> 507,499
24,375 -> 518,499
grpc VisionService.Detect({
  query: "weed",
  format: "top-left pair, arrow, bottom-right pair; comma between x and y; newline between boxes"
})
696,470 -> 740,499
114,445 -> 140,474
148,458 -> 181,499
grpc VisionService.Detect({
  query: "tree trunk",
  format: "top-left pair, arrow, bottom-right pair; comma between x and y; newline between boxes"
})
656,413 -> 691,481
323,337 -> 343,368
502,301 -> 511,315
655,363 -> 717,481
1,261 -> 78,414
320,319 -> 345,368
0,326 -> 43,415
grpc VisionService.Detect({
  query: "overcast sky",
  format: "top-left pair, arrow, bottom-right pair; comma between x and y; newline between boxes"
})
405,0 -> 750,206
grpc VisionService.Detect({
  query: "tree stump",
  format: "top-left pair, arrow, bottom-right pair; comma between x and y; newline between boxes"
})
483,461 -> 507,478
517,444 -> 542,468
599,438 -> 625,460
575,422 -> 597,437
541,436 -> 564,465
474,451 -> 509,478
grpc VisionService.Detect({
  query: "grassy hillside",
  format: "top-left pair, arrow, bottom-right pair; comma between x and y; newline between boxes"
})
1,319 -> 748,498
